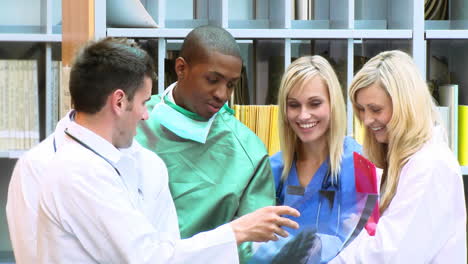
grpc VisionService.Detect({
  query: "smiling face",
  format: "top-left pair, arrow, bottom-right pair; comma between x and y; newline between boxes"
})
286,75 -> 331,146
355,82 -> 393,144
174,51 -> 242,119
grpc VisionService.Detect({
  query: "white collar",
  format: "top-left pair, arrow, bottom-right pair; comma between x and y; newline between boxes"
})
65,121 -> 123,164
54,110 -> 75,149
166,82 -> 177,103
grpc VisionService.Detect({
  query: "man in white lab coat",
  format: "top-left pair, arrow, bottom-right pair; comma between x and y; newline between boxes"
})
6,110 -> 73,264
34,38 -> 299,263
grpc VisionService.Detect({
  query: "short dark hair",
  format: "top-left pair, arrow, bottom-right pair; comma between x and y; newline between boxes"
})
69,38 -> 155,114
180,25 -> 241,65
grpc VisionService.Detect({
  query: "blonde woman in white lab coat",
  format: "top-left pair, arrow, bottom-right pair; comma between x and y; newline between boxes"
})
330,50 -> 466,263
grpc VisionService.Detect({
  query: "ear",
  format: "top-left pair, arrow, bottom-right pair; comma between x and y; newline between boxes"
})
110,89 -> 127,115
175,57 -> 188,80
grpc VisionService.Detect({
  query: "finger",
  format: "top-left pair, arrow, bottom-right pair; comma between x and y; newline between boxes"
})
270,233 -> 279,242
275,227 -> 289,238
275,217 -> 299,230
270,205 -> 300,217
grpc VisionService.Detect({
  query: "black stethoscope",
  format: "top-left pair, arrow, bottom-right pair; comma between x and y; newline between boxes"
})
53,136 -> 57,153
59,128 -> 122,177
58,128 -> 146,201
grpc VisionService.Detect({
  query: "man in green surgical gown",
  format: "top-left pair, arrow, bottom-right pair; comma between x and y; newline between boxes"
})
135,25 -> 275,263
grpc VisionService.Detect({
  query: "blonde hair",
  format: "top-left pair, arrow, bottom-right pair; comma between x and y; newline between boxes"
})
349,50 -> 439,214
277,55 -> 347,185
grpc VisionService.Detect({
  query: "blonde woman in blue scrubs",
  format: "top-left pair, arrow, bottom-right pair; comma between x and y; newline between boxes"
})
251,55 -> 364,263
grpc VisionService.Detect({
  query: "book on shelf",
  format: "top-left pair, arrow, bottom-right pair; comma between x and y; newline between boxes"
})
60,66 -> 72,121
459,105 -> 468,166
0,61 -> 6,150
0,59 -> 39,151
51,61 -> 61,130
438,84 -> 459,156
25,60 -> 39,150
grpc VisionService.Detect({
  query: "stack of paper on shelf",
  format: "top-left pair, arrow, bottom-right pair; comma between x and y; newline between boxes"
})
0,60 -> 39,151
51,61 -> 61,130
60,65 -> 72,120
233,105 -> 280,156
0,61 -> 6,150
268,106 -> 280,156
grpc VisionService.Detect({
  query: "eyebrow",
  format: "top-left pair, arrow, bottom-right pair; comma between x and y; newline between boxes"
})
287,96 -> 322,101
356,103 -> 382,109
208,71 -> 240,82
366,103 -> 382,108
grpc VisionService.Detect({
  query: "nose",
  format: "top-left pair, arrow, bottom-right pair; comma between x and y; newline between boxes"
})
362,111 -> 374,127
298,107 -> 311,120
213,84 -> 230,103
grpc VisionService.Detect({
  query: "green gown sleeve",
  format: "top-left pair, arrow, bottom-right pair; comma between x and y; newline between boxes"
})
237,155 -> 275,263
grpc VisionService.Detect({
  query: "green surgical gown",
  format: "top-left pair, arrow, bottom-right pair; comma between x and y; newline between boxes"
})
135,95 -> 275,263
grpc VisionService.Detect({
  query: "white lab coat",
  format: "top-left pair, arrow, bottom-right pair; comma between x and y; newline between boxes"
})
37,121 -> 239,263
6,111 -> 72,264
330,127 -> 467,263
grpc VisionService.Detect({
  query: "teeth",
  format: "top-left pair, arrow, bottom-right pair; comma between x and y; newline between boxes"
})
371,127 -> 383,131
299,122 -> 318,129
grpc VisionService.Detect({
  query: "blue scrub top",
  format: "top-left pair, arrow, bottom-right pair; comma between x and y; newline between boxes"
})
270,136 -> 362,241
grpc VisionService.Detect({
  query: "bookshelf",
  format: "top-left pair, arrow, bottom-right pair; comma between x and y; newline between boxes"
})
0,0 -> 62,155
0,0 -> 467,262
0,0 -> 62,262
99,0 -> 468,173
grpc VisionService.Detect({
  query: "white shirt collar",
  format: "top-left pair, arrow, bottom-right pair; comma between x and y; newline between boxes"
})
65,121 -> 123,164
166,82 -> 177,103
53,110 -> 75,149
